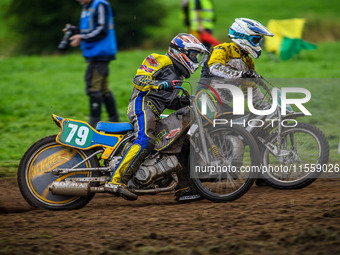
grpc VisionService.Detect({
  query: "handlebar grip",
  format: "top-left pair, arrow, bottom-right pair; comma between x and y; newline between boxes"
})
159,83 -> 175,92
172,80 -> 180,86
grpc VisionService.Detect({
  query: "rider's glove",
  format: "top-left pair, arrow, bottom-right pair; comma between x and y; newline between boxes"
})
241,69 -> 262,79
159,81 -> 174,92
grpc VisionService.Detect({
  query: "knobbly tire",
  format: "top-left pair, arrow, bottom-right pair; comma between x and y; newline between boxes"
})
260,122 -> 329,189
191,125 -> 260,202
18,135 -> 99,210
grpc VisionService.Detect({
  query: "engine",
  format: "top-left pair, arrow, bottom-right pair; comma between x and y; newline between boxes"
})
128,154 -> 181,189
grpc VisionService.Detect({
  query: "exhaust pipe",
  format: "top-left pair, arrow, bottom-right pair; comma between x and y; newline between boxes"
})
50,172 -> 179,197
50,182 -> 104,197
133,172 -> 179,195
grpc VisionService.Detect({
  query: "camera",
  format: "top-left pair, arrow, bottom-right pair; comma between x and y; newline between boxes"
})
58,25 -> 79,50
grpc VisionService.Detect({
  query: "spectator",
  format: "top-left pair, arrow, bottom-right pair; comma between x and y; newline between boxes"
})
181,0 -> 190,31
188,0 -> 220,49
68,0 -> 119,127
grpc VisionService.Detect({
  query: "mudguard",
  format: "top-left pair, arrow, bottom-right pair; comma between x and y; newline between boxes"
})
154,106 -> 194,153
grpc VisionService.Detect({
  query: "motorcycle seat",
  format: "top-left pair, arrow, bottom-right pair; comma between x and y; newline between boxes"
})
96,122 -> 134,134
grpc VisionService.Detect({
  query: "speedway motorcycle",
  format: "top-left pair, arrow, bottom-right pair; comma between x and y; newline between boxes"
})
231,78 -> 329,189
18,82 -> 260,210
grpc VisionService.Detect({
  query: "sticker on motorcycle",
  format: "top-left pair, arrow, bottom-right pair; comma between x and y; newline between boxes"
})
58,120 -> 94,148
166,128 -> 181,139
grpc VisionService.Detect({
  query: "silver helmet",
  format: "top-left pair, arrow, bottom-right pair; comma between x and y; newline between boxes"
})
168,33 -> 210,74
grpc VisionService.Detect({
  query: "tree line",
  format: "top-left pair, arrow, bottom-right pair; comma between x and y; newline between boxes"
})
6,0 -> 166,54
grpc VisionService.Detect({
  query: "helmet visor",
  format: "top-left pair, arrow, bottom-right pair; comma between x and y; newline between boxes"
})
187,50 -> 208,64
249,35 -> 263,46
229,28 -> 263,46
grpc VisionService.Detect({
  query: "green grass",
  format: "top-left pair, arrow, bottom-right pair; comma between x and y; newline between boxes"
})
0,42 -> 340,177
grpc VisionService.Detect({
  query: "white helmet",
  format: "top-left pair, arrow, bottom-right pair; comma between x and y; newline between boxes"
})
168,33 -> 210,74
228,18 -> 273,59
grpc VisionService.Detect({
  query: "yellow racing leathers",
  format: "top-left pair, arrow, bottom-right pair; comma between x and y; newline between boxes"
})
109,53 -> 190,184
200,42 -> 268,109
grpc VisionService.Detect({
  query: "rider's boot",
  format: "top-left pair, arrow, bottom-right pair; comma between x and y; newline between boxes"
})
89,116 -> 101,129
104,135 -> 154,201
175,187 -> 203,203
89,91 -> 102,128
104,179 -> 138,201
103,91 -> 119,122
175,142 -> 203,203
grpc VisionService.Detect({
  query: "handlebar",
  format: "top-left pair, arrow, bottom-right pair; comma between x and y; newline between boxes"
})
171,80 -> 191,97
167,77 -> 274,99
167,77 -> 275,102
258,77 -> 279,100
257,78 -> 271,97
174,85 -> 191,97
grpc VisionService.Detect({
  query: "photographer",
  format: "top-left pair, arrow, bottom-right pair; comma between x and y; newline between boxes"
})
63,0 -> 119,127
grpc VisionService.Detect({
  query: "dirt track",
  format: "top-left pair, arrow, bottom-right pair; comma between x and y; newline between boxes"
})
0,178 -> 339,255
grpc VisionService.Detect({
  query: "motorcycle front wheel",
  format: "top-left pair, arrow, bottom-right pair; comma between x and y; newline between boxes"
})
260,122 -> 329,189
18,135 -> 99,210
190,125 -> 260,202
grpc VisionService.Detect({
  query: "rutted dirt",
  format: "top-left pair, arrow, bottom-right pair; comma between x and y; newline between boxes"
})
0,178 -> 339,255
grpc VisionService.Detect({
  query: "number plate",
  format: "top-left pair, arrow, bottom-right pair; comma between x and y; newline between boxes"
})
56,118 -> 123,150
58,120 -> 94,148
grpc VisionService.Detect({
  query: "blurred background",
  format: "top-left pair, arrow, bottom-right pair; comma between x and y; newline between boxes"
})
0,0 -> 339,176
1,0 -> 340,55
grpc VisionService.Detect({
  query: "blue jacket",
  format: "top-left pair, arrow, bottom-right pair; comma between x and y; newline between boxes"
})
79,0 -> 117,61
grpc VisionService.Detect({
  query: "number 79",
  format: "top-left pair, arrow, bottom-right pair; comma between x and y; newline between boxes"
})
65,123 -> 89,146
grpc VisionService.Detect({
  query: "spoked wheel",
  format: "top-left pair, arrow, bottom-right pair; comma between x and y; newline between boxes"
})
18,135 -> 99,210
260,122 -> 329,189
190,125 -> 260,202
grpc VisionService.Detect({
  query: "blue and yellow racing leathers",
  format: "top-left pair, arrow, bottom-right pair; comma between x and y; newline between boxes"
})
109,54 -> 190,184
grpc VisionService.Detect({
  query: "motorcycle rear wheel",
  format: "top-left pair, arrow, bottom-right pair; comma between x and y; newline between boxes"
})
18,135 -> 99,210
190,125 -> 260,202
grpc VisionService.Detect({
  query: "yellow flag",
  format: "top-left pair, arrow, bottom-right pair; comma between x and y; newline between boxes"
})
265,18 -> 306,54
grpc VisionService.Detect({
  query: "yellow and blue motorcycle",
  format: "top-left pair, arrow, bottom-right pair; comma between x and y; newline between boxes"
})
17,84 -> 260,210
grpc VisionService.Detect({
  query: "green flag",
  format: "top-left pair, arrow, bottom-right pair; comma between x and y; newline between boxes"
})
280,37 -> 317,60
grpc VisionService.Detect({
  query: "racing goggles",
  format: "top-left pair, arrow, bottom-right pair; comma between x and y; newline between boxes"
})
187,50 -> 207,64
229,29 -> 263,46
